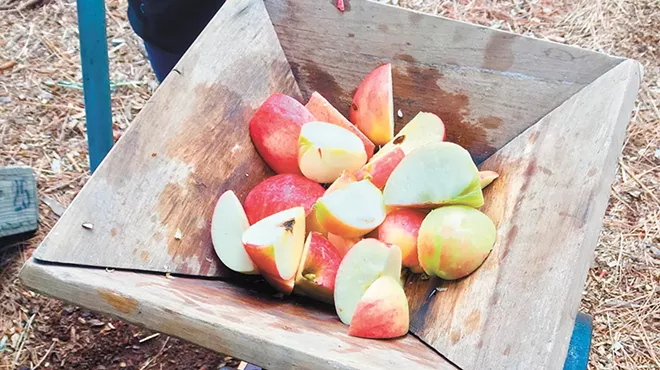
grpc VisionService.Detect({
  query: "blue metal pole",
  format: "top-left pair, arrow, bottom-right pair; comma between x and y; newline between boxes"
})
76,0 -> 114,173
563,312 -> 593,370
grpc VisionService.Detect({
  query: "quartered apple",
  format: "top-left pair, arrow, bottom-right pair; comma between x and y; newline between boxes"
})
348,275 -> 409,339
377,209 -> 427,273
354,146 -> 405,190
350,63 -> 394,145
327,233 -> 361,257
325,170 -> 357,195
293,232 -> 342,304
479,170 -> 499,189
373,112 -> 446,160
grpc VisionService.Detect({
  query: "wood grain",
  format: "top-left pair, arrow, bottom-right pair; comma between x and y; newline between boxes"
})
32,0 -> 300,276
0,166 -> 38,238
405,60 -> 642,369
19,259 -> 454,370
264,0 -> 623,163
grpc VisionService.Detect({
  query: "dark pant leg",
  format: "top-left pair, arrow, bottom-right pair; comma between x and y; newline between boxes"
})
143,41 -> 183,83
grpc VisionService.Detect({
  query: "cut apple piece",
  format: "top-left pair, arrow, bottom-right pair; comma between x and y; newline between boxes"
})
315,180 -> 386,238
327,233 -> 360,257
242,207 -> 306,281
306,206 -> 328,235
299,122 -> 367,183
348,275 -> 409,339
210,190 -> 259,275
325,170 -> 357,195
249,94 -> 316,174
418,205 -> 496,280
350,64 -> 394,145
373,112 -> 446,161
377,209 -> 426,273
354,146 -> 405,189
293,232 -> 342,304
305,91 -> 376,159
384,142 -> 484,208
263,274 -> 294,295
334,239 -> 402,325
244,174 -> 325,225
479,170 -> 499,189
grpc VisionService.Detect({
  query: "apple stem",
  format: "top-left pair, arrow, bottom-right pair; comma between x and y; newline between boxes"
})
336,0 -> 345,12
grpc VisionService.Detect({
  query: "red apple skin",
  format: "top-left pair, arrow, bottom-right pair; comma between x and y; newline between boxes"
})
263,273 -> 294,295
243,243 -> 278,278
348,276 -> 409,339
306,92 -> 375,159
244,174 -> 325,224
249,94 -> 316,174
327,233 -> 361,257
354,147 -> 405,189
350,64 -> 394,145
294,232 -> 341,304
479,170 -> 499,189
325,170 -> 357,195
378,210 -> 426,273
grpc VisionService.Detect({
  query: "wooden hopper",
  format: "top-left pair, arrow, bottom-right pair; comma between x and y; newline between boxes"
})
20,0 -> 641,369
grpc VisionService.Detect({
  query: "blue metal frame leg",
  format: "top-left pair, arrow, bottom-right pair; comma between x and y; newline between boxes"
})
563,312 -> 593,370
76,0 -> 114,173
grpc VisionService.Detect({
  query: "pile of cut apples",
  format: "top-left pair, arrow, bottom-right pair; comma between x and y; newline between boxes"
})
210,63 -> 499,339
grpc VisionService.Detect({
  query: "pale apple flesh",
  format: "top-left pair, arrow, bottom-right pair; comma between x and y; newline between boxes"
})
293,232 -> 342,304
299,122 -> 367,184
334,239 -> 402,325
383,142 -> 484,208
315,180 -> 386,238
354,146 -> 405,190
348,275 -> 409,339
373,112 -> 446,161
305,91 -> 376,159
377,209 -> 426,273
479,170 -> 499,189
417,205 -> 496,280
325,170 -> 357,195
350,64 -> 394,145
242,207 -> 306,281
327,233 -> 361,257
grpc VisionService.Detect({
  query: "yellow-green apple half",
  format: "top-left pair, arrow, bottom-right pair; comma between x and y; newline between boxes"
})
298,122 -> 367,183
327,233 -> 361,257
249,94 -> 316,174
373,112 -> 446,161
334,239 -> 402,325
377,209 -> 426,273
350,64 -> 394,145
305,91 -> 375,159
418,205 -> 496,280
325,170 -> 357,195
242,207 -> 306,282
348,275 -> 409,339
384,142 -> 484,209
293,232 -> 342,304
354,146 -> 405,189
315,180 -> 386,238
479,170 -> 499,189
210,190 -> 259,275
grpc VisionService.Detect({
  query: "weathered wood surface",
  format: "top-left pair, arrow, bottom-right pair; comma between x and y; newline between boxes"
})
19,258 -> 454,370
264,0 -> 623,163
405,60 -> 641,369
33,0 -> 300,276
0,166 -> 38,239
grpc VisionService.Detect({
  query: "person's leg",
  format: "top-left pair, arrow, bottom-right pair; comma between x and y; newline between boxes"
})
143,41 -> 183,83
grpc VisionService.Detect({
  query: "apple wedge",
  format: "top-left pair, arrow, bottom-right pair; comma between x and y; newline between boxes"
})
249,94 -> 316,174
418,205 -> 496,280
350,64 -> 394,145
299,122 -> 367,183
315,180 -> 386,238
354,146 -> 405,189
348,275 -> 409,339
263,274 -> 295,295
479,170 -> 499,189
293,232 -> 342,304
377,209 -> 426,273
305,92 -> 375,159
373,112 -> 446,161
383,142 -> 484,209
334,239 -> 402,325
210,190 -> 259,275
327,233 -> 361,257
325,170 -> 357,195
242,207 -> 306,281
244,174 -> 325,225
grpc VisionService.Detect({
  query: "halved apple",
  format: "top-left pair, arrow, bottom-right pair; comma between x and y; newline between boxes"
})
293,232 -> 342,304
327,233 -> 361,257
383,142 -> 484,208
377,209 -> 426,273
210,190 -> 259,275
315,180 -> 386,238
350,64 -> 394,145
299,122 -> 367,183
348,275 -> 409,339
418,205 -> 496,280
325,170 -> 357,195
305,91 -> 375,159
479,170 -> 499,189
373,112 -> 446,161
244,174 -> 325,225
242,207 -> 306,281
354,146 -> 405,189
249,94 -> 316,174
334,239 -> 402,325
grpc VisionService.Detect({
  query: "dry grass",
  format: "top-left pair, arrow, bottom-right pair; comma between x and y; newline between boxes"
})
1,0 -> 659,369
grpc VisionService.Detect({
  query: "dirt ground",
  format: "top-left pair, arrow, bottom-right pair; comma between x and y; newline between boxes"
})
1,0 -> 659,369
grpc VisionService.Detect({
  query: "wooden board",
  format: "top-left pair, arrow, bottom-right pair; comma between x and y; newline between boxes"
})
0,166 -> 38,239
405,59 -> 641,369
19,258 -> 454,370
32,0 -> 300,276
264,0 -> 624,163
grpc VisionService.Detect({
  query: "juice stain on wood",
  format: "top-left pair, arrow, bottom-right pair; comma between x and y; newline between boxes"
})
98,289 -> 139,314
